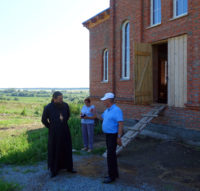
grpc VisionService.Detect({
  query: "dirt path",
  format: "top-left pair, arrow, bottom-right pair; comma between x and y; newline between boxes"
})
75,136 -> 200,190
1,136 -> 200,191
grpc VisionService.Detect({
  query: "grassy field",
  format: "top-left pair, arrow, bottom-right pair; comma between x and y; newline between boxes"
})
0,179 -> 21,191
0,89 -> 104,190
0,89 -> 103,165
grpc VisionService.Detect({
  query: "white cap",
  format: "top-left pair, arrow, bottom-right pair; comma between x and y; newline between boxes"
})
100,92 -> 115,101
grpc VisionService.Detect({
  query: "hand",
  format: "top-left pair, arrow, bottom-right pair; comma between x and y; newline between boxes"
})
117,138 -> 122,146
80,114 -> 86,118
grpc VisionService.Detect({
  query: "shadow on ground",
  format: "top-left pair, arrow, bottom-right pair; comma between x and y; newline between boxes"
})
76,135 -> 200,191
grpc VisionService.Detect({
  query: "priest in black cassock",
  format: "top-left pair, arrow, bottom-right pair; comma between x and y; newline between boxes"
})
42,91 -> 76,177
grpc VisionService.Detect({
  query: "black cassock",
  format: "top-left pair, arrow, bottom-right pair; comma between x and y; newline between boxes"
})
41,102 -> 73,174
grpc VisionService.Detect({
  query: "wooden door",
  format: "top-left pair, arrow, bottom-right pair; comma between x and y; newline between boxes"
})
168,35 -> 187,107
134,43 -> 153,104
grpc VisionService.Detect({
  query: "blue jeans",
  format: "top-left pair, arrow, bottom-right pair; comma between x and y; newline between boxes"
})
81,123 -> 94,149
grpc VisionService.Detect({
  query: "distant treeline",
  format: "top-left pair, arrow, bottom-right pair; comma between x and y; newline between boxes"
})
1,89 -> 50,97
0,88 -> 89,104
0,88 -> 89,91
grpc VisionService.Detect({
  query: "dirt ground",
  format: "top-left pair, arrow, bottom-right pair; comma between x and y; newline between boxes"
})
76,135 -> 200,191
1,125 -> 200,190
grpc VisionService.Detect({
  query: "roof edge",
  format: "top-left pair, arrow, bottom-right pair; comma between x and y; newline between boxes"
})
82,8 -> 110,29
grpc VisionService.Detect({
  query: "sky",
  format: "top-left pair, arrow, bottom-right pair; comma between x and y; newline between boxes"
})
0,0 -> 109,88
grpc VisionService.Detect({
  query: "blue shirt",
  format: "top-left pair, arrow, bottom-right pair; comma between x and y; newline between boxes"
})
81,105 -> 95,124
102,104 -> 123,133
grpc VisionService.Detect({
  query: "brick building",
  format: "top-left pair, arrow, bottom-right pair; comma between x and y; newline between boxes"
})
83,0 -> 200,129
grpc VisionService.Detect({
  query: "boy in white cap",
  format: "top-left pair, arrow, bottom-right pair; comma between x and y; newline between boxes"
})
100,92 -> 123,183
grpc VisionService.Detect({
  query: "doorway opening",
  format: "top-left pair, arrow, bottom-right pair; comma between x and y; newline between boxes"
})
152,43 -> 168,104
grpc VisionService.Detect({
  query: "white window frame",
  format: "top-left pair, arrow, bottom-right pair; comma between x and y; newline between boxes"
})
122,21 -> 130,80
103,49 -> 108,82
173,0 -> 188,18
151,0 -> 161,26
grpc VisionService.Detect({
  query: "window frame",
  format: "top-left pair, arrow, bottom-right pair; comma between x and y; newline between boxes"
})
150,0 -> 161,26
173,0 -> 188,18
121,21 -> 130,80
103,49 -> 108,82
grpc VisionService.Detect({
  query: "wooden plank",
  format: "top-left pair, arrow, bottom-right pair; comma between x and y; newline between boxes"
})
139,117 -> 154,123
168,38 -> 175,106
174,37 -> 179,107
134,43 -> 138,102
134,43 -> 153,104
132,119 -> 149,127
122,132 -> 138,147
168,35 -> 187,107
136,121 -> 149,124
183,35 -> 187,104
135,91 -> 152,97
168,38 -> 171,106
135,51 -> 151,56
116,146 -> 123,153
168,35 -> 188,107
141,114 -> 158,117
128,126 -> 141,131
178,36 -> 184,107
140,125 -> 147,131
128,123 -> 147,131
123,130 -> 136,137
103,105 -> 166,157
172,37 -> 175,106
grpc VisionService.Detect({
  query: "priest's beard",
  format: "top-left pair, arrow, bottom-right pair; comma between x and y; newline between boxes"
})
54,102 -> 64,109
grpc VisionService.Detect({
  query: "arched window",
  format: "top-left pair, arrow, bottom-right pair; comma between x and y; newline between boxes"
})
103,49 -> 108,82
151,0 -> 161,25
122,21 -> 130,79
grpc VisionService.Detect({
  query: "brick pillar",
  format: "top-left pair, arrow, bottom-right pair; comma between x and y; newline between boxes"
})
110,0 -> 116,94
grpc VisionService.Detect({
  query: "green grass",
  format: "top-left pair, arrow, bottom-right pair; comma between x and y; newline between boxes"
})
0,99 -> 47,115
0,179 -> 21,191
94,119 -> 103,135
0,98 -> 46,130
22,169 -> 37,174
0,116 -> 35,128
91,147 -> 106,155
0,117 -> 102,165
0,96 -> 84,129
0,128 -> 48,165
68,117 -> 83,150
0,90 -> 105,165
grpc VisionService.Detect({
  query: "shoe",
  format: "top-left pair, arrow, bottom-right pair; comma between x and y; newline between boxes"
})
87,149 -> 92,153
68,169 -> 77,173
102,177 -> 115,184
49,171 -> 57,178
81,147 -> 88,151
104,175 -> 118,179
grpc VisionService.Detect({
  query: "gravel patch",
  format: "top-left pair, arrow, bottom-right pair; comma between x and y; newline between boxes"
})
1,137 -> 200,191
0,155 -> 155,191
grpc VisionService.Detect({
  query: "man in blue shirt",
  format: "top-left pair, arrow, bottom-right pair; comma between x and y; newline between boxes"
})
101,92 -> 123,183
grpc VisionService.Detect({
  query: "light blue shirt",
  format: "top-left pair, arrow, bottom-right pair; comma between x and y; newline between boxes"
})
102,104 -> 123,133
81,105 -> 95,124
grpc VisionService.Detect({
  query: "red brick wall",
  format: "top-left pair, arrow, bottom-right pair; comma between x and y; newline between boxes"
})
89,18 -> 113,97
151,107 -> 200,129
92,98 -> 200,129
142,0 -> 200,107
87,0 -> 200,128
89,0 -> 200,105
113,0 -> 140,99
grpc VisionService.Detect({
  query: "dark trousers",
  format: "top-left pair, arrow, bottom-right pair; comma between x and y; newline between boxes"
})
106,133 -> 119,179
